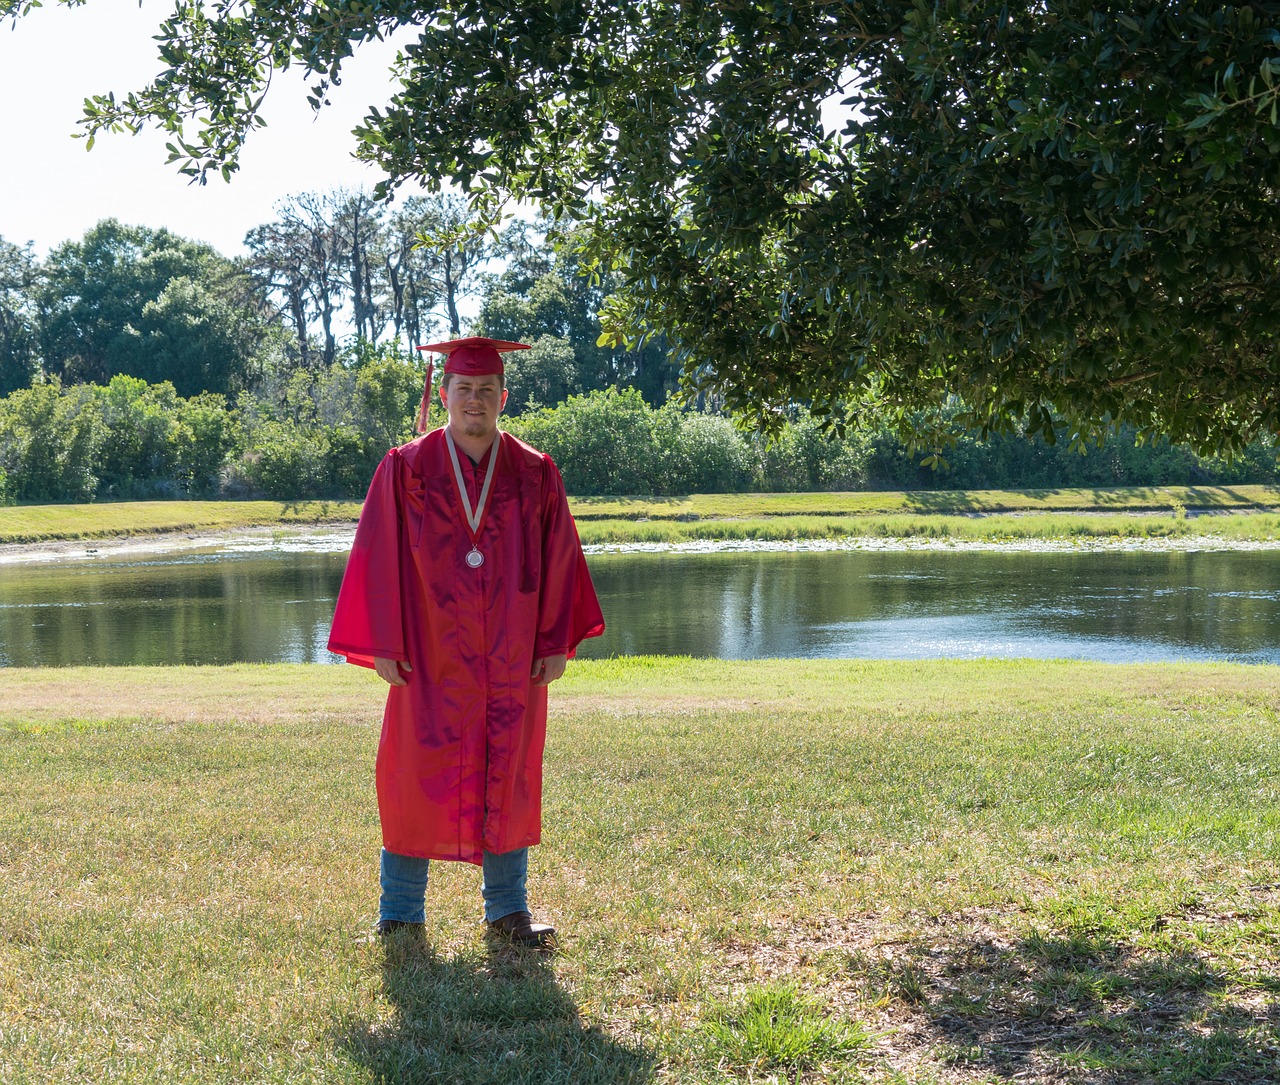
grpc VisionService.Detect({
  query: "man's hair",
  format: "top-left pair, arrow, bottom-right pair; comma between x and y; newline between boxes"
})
441,371 -> 506,391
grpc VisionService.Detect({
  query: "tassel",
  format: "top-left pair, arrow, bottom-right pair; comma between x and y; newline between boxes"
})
416,361 -> 434,434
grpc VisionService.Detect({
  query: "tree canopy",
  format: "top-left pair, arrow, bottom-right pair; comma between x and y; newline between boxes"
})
37,220 -> 275,397
9,1 -> 1280,451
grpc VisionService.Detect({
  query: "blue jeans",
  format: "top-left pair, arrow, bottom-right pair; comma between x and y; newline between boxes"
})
379,846 -> 530,924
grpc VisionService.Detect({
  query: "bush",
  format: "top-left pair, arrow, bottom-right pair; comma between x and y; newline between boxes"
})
234,420 -> 329,499
353,350 -> 422,451
508,387 -> 659,494
173,392 -> 236,495
323,423 -> 382,498
757,410 -> 868,491
0,380 -> 102,502
91,375 -> 184,497
653,405 -> 754,493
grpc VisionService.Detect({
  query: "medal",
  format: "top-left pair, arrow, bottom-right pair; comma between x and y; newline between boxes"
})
445,429 -> 501,571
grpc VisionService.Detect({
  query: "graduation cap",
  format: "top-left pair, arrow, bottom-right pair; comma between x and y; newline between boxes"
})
414,337 -> 531,433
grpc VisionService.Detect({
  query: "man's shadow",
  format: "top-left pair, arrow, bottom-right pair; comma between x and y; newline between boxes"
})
338,936 -> 655,1084
878,925 -> 1280,1081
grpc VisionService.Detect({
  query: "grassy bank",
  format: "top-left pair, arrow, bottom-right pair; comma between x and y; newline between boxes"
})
575,510 -> 1280,545
3,484 -> 1280,547
0,499 -> 362,545
2,659 -> 1277,1084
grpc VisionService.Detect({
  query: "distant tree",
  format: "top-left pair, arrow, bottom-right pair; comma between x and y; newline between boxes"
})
0,237 -> 39,395
411,193 -> 499,337
244,218 -> 317,370
502,334 -> 576,413
384,197 -> 444,354
268,194 -> 347,367
39,220 -> 273,396
476,223 -> 677,404
334,189 -> 388,343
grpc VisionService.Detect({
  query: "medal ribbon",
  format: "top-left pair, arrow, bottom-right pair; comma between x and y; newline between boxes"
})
445,429 -> 502,546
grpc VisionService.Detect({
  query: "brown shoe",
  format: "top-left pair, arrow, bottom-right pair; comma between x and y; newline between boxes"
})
486,910 -> 556,947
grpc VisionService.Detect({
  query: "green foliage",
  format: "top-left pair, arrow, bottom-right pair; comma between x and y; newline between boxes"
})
756,409 -> 869,492
0,365 -> 1275,502
38,220 -> 274,396
0,381 -> 102,502
502,334 -> 576,413
476,222 -> 677,407
353,349 -> 422,451
24,0 -> 1276,450
0,376 -> 238,503
652,404 -> 754,494
235,420 -> 329,501
227,343 -> 417,499
92,376 -> 184,498
0,236 -> 39,396
174,392 -> 237,496
508,387 -> 659,495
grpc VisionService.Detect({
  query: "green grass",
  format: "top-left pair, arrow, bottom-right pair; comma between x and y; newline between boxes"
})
0,499 -> 361,544
576,510 -> 1280,544
569,484 -> 1280,520
4,485 -> 1280,546
2,658 -> 1278,1083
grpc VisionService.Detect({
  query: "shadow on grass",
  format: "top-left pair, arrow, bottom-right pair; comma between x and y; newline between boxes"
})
338,936 -> 656,1085
873,928 -> 1279,1083
898,490 -> 993,513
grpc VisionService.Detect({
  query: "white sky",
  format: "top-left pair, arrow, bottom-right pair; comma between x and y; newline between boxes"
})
0,0 -> 424,258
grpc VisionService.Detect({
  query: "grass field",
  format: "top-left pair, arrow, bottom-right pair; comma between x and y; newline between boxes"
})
2,659 -> 1277,1084
3,485 -> 1280,547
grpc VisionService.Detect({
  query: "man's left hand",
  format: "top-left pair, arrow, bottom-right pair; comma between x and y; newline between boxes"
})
531,653 -> 567,687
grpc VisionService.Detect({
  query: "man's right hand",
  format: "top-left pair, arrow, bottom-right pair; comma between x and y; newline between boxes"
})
374,657 -> 412,686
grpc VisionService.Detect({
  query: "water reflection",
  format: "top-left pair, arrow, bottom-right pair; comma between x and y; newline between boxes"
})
0,547 -> 1277,666
576,549 -> 1280,664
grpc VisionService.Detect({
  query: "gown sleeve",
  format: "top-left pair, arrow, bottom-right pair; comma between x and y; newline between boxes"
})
534,455 -> 605,660
327,449 -> 407,669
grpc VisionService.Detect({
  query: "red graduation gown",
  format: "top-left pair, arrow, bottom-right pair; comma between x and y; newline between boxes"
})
327,429 -> 604,864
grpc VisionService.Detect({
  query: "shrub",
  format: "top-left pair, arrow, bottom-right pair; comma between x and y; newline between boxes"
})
508,386 -> 659,494
758,409 -> 868,491
173,392 -> 236,496
0,380 -> 102,502
235,420 -> 328,499
652,405 -> 754,493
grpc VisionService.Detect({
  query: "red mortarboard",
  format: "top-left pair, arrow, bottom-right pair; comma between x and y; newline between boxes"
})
413,336 -> 531,432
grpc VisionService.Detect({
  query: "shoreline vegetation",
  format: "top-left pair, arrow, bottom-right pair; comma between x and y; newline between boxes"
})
3,658 -> 1277,1083
3,484 -> 1280,550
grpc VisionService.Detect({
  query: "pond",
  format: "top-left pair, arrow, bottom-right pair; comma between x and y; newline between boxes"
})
1,538 -> 1278,667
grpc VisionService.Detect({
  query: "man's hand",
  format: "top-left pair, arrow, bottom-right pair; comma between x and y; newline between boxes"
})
374,657 -> 412,686
530,653 -> 567,687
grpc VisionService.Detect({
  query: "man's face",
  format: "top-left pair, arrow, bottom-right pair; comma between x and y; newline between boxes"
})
440,374 -> 508,440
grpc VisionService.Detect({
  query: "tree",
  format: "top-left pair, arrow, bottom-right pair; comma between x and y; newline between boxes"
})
383,197 -> 446,353
256,193 -> 347,368
0,237 -> 39,395
334,188 -> 388,344
39,220 -> 274,396
18,2 -> 1280,451
408,193 -> 499,337
476,221 -> 677,404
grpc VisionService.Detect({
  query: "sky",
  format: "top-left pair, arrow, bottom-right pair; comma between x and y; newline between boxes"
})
0,0 -> 424,258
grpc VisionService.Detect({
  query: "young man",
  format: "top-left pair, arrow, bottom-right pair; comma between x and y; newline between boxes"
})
327,337 -> 604,946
